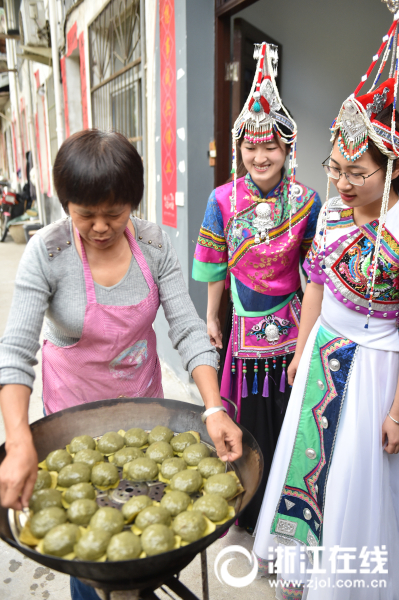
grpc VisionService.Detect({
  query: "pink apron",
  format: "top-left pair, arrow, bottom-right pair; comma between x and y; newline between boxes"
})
42,227 -> 163,414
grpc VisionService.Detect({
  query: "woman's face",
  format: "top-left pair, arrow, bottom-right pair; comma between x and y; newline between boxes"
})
329,138 -> 399,208
68,200 -> 132,250
240,137 -> 287,192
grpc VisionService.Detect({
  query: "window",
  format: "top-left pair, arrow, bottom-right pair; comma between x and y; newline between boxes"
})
89,0 -> 146,217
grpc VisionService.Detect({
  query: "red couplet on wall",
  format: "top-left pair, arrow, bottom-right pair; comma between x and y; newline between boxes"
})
66,22 -> 78,57
159,0 -> 177,228
79,32 -> 89,129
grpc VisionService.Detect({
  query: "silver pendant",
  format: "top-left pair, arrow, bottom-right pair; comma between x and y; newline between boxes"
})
253,202 -> 273,245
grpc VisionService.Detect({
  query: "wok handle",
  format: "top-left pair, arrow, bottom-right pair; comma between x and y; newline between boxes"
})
221,396 -> 238,423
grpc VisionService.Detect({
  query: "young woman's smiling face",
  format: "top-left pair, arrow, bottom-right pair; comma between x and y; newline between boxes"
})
328,138 -> 390,208
240,137 -> 288,194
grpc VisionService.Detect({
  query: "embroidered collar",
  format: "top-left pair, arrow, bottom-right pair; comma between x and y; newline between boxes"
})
244,171 -> 288,200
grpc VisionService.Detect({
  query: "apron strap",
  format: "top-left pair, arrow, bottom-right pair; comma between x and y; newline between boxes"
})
76,229 -> 97,304
76,225 -> 156,304
124,227 -> 156,290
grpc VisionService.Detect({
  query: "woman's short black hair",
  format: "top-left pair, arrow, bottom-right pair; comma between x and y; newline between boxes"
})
53,129 -> 144,213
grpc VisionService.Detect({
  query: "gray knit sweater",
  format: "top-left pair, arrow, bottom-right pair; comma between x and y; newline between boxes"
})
0,217 -> 218,389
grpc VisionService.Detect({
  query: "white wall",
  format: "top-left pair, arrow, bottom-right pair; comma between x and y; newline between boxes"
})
235,0 -> 393,201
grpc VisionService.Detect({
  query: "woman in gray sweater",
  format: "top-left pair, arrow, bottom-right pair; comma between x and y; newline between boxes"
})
0,130 -> 242,516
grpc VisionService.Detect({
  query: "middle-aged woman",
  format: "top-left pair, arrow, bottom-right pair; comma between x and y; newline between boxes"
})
0,130 -> 242,600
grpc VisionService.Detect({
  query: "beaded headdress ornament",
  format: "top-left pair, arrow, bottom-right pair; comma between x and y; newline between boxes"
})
230,42 -> 300,242
319,5 -> 399,329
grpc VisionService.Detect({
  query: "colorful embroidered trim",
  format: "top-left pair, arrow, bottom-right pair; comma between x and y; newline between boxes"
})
196,226 -> 227,253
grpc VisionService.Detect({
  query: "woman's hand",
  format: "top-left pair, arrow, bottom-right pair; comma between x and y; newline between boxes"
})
287,353 -> 301,386
207,318 -> 223,349
0,438 -> 38,509
205,411 -> 242,462
382,414 -> 399,454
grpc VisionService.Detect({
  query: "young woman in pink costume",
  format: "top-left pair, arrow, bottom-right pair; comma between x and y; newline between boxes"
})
193,42 -> 321,531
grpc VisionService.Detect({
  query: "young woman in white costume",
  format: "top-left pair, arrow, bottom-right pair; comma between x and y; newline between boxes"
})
254,13 -> 399,600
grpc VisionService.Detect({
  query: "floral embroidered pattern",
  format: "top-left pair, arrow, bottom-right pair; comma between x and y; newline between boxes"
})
334,236 -> 399,301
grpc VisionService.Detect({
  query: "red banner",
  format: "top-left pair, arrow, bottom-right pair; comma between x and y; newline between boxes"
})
159,0 -> 177,228
79,32 -> 89,129
67,22 -> 78,57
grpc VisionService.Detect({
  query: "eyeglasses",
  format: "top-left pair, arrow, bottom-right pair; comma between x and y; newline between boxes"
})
322,157 -> 382,187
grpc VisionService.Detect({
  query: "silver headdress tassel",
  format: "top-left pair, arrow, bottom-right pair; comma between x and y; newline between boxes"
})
229,42 -> 298,242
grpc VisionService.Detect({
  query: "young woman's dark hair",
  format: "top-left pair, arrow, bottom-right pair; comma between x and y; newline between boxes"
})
367,106 -> 399,195
53,129 -> 144,214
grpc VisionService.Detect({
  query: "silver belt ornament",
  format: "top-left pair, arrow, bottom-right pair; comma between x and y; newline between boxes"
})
265,322 -> 280,342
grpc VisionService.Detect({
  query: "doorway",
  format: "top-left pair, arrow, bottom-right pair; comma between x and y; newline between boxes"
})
215,0 -> 280,188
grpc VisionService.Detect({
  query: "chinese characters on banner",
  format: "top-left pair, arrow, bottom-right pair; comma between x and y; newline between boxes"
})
159,0 -> 177,228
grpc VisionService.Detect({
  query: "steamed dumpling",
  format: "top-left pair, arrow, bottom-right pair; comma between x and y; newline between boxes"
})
69,435 -> 96,454
57,463 -> 91,488
107,531 -> 141,561
122,495 -> 153,523
91,463 -> 119,487
197,457 -> 225,478
146,442 -> 174,464
160,457 -> 187,480
141,524 -> 174,556
67,499 -> 98,526
124,458 -> 158,481
30,507 -> 67,539
170,432 -> 197,453
124,428 -> 148,448
148,426 -> 173,444
170,469 -> 202,494
172,510 -> 206,542
64,483 -> 95,504
113,447 -> 144,467
203,473 -> 238,500
33,470 -> 52,492
43,523 -> 80,557
182,443 -> 211,466
46,449 -> 72,472
90,507 -> 124,535
160,491 -> 191,517
135,506 -> 172,531
97,432 -> 124,454
73,449 -> 103,468
29,489 -> 62,513
193,494 -> 229,522
74,529 -> 111,561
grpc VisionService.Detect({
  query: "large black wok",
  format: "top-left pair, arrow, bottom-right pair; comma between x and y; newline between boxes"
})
0,398 -> 263,592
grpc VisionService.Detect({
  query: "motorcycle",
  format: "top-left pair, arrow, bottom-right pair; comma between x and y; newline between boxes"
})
0,184 -> 26,242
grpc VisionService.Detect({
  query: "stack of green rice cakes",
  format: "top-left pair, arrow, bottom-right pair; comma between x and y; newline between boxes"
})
14,426 -> 243,561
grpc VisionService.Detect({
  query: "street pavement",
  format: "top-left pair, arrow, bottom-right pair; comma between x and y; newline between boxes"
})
0,236 -> 275,600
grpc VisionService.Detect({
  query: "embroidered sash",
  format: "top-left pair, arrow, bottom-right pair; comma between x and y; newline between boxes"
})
270,326 -> 358,553
232,294 -> 301,360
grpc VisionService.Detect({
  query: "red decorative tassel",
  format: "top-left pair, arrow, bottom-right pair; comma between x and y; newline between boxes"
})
262,359 -> 269,398
242,360 -> 248,398
279,356 -> 287,393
